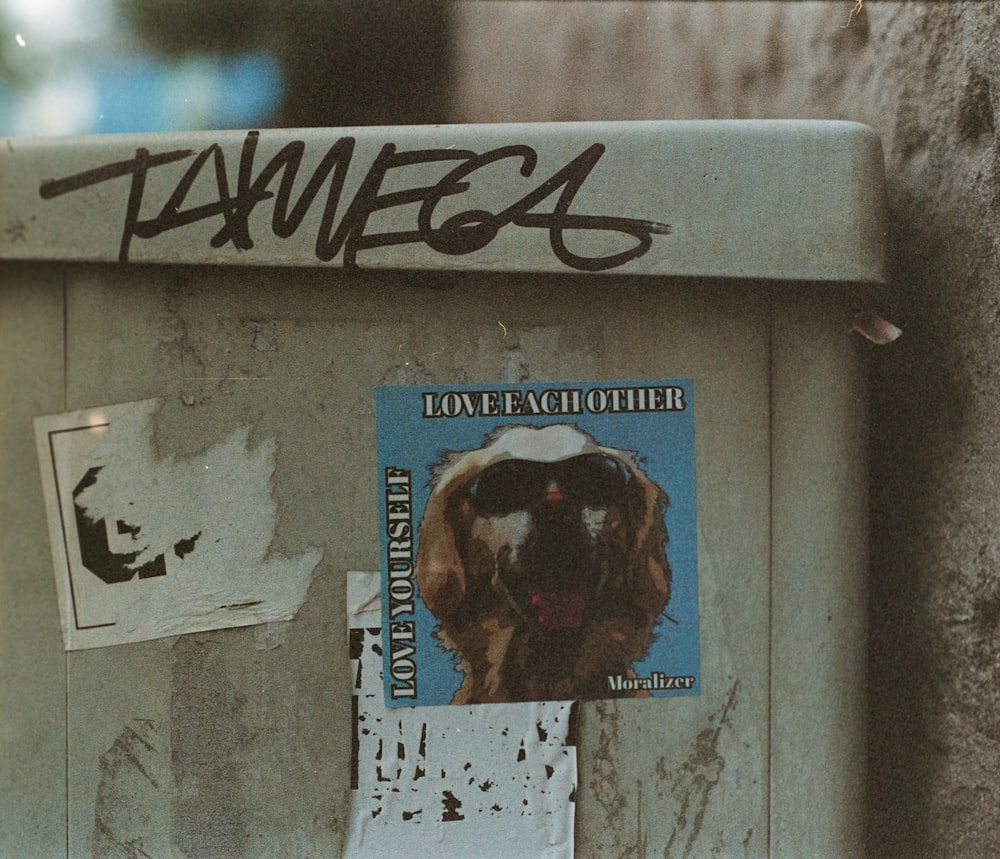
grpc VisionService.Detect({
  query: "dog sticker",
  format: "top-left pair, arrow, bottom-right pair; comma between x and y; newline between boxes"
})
376,381 -> 699,706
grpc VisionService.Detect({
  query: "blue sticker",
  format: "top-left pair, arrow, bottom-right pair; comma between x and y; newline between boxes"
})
376,380 -> 699,706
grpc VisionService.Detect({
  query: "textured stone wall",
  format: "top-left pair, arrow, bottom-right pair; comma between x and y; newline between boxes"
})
452,3 -> 1000,856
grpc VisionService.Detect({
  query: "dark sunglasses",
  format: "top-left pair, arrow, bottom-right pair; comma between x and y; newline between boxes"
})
467,453 -> 631,516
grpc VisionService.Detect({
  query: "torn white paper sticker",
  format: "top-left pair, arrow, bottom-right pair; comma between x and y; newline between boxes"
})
346,571 -> 576,858
34,399 -> 322,650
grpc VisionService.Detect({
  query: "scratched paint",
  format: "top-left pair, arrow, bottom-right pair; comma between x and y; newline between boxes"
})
346,571 -> 576,858
91,719 -> 165,859
34,399 -> 322,649
664,681 -> 741,858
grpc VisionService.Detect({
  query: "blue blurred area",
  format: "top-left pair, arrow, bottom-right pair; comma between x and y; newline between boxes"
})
95,52 -> 283,133
0,50 -> 282,137
0,0 -> 449,137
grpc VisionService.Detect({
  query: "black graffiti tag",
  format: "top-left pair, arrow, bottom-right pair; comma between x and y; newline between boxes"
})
39,131 -> 671,272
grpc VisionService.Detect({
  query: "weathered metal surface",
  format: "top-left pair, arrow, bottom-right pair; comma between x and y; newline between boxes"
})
1,122 -> 886,284
0,265 -> 67,858
0,121 -> 881,856
770,286 -> 869,856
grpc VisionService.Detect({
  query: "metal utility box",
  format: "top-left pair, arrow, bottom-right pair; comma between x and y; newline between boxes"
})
0,121 -> 886,857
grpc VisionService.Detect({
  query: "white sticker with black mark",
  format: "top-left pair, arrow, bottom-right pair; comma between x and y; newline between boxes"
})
34,399 -> 322,650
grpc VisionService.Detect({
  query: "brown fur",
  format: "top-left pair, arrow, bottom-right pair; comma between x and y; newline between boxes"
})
415,424 -> 671,703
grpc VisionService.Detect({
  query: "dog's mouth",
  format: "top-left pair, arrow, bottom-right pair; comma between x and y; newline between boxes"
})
530,589 -> 587,630
491,549 -> 596,631
493,530 -> 615,632
476,460 -> 631,633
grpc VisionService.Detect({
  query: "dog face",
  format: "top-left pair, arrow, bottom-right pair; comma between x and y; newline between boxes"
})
415,424 -> 671,702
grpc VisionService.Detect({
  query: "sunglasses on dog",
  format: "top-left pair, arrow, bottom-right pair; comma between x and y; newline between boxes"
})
467,453 -> 632,516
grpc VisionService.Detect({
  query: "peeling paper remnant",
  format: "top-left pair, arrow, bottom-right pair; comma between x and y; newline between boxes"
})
849,287 -> 902,345
346,571 -> 576,859
34,399 -> 322,650
850,310 -> 902,345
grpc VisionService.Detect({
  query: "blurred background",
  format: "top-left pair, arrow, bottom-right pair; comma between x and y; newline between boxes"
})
0,0 -> 451,134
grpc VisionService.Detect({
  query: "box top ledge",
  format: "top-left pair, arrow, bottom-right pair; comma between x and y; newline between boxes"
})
0,120 -> 888,285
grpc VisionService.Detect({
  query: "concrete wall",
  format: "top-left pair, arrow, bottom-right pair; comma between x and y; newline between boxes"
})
450,2 -> 1000,856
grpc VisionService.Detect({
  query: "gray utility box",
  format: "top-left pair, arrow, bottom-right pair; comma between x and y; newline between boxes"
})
1,121 -> 886,857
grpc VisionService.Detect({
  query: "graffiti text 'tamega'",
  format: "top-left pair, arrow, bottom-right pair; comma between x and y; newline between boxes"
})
39,131 -> 671,271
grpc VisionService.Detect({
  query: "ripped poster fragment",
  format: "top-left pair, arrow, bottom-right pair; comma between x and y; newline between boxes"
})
33,399 -> 322,650
347,571 -> 576,858
376,380 -> 700,707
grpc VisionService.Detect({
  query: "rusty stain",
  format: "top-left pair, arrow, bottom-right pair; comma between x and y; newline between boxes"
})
665,680 -> 741,858
587,700 -> 629,834
4,217 -> 27,242
98,725 -> 159,788
92,720 -> 162,859
635,779 -> 648,858
93,818 -> 154,859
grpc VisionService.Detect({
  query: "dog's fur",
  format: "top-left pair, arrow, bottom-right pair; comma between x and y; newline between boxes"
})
415,424 -> 671,703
